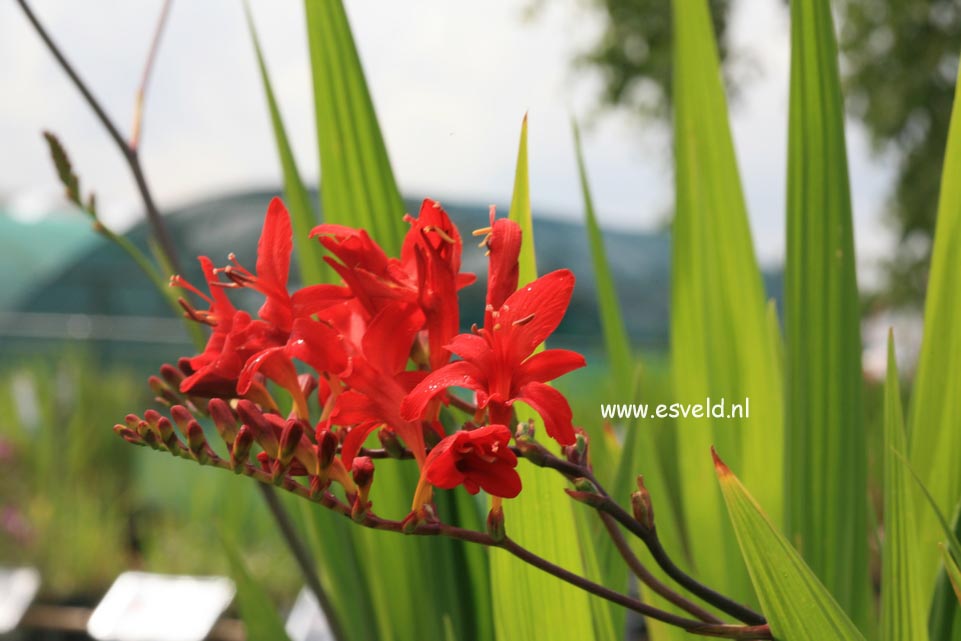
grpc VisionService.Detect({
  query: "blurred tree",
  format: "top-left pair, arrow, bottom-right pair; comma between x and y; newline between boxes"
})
572,0 -> 732,118
569,0 -> 960,306
838,0 -> 960,307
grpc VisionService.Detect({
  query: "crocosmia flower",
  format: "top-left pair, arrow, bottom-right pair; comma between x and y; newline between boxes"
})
423,424 -> 520,498
401,216 -> 585,446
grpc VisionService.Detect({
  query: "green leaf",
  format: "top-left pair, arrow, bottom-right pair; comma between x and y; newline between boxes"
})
221,530 -> 293,641
941,545 -> 961,606
295,501 -> 379,641
490,116 -> 598,641
571,118 -> 633,398
881,333 -> 929,641
908,44 -> 961,599
304,0 -> 405,254
784,0 -> 869,625
714,450 -> 866,641
670,0 -> 782,603
245,4 -> 325,286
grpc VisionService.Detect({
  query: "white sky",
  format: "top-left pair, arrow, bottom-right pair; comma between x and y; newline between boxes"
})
0,0 -> 896,273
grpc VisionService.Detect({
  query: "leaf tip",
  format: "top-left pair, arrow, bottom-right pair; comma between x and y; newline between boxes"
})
711,445 -> 731,477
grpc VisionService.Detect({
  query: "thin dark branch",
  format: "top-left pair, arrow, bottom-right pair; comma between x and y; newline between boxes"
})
598,512 -> 721,623
16,0 -> 182,273
522,445 -> 766,626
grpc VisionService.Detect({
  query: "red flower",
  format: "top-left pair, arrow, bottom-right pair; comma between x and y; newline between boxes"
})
423,424 -> 521,498
402,219 -> 585,446
220,197 -> 347,333
336,308 -> 438,467
311,199 -> 474,369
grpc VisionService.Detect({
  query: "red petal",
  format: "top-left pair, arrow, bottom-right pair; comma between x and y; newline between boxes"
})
485,217 -> 521,322
400,360 -> 485,421
467,462 -> 521,498
291,284 -> 351,319
256,198 -> 293,295
498,269 -> 575,359
446,333 -> 491,364
362,302 -> 425,375
514,349 -> 586,390
340,421 -> 380,469
330,390 -> 373,425
424,432 -> 468,489
513,381 -> 576,446
287,318 -> 349,376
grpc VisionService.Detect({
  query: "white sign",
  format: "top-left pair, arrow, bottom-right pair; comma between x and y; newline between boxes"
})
285,587 -> 333,641
87,572 -> 235,641
0,566 -> 41,633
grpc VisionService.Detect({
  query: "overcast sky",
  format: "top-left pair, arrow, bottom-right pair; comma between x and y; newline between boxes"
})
0,0 -> 896,273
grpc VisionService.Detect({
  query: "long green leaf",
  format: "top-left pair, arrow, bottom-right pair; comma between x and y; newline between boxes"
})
490,116 -> 598,641
571,118 -> 633,398
304,0 -> 405,253
671,0 -> 782,603
881,332 -> 928,641
929,506 -> 961,640
246,4 -> 325,285
784,0 -> 869,625
300,6 -> 490,640
941,545 -> 961,605
908,46 -> 961,599
714,450 -> 866,641
221,531 -> 293,641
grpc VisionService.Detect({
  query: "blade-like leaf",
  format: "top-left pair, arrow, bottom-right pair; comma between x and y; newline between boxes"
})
246,4 -> 324,286
304,0 -> 405,253
908,47 -> 961,599
490,116 -> 599,641
671,0 -> 782,603
881,332 -> 928,641
784,0 -> 869,625
929,506 -> 961,641
571,118 -> 633,398
221,531 -> 292,641
714,449 -> 866,641
941,545 -> 961,605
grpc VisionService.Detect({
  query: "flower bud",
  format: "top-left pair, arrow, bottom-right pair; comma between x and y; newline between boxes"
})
169,405 -> 194,439
114,424 -> 145,446
186,421 -> 210,463
208,398 -> 239,446
236,400 -> 279,457
316,429 -> 338,470
155,416 -> 179,450
486,504 -> 506,542
278,420 -> 305,468
230,426 -> 254,470
631,475 -> 654,531
563,428 -> 589,467
351,456 -> 375,522
160,363 -> 185,388
564,477 -> 605,508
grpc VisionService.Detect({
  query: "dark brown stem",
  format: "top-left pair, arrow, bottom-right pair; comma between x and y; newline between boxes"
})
16,0 -> 182,274
598,512 -> 721,623
525,446 -> 766,626
140,433 -> 771,640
